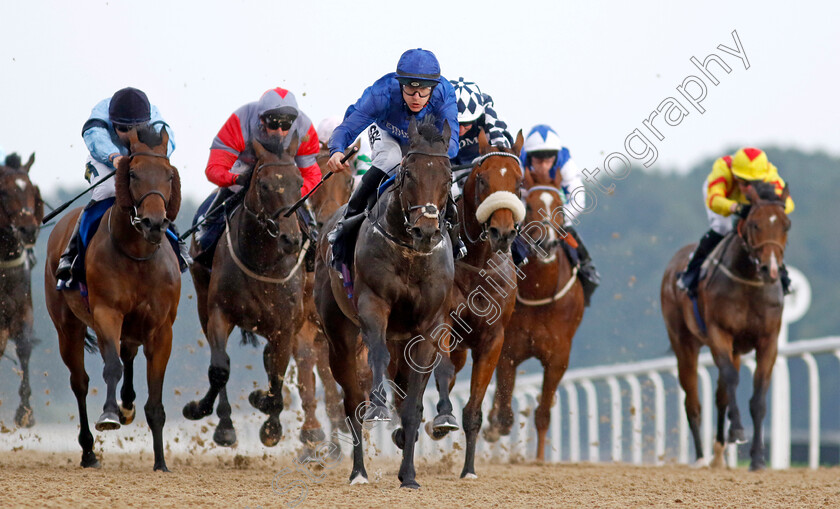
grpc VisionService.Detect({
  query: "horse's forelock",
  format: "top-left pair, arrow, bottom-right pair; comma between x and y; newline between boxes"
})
746,180 -> 784,204
413,115 -> 447,150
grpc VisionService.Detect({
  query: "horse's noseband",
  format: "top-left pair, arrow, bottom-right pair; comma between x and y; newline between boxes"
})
127,152 -> 173,237
396,150 -> 451,234
243,160 -> 298,237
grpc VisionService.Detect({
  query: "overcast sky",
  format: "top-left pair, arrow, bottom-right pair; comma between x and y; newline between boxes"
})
1,0 -> 838,201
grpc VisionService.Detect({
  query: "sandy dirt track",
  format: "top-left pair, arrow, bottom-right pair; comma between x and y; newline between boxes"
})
2,449 -> 839,508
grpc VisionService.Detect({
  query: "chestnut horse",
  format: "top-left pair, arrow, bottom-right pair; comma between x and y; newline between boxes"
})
183,136 -> 307,448
0,153 -> 43,428
484,183 -> 585,461
292,143 -> 357,452
314,117 -> 454,488
427,130 -> 526,479
662,181 -> 791,471
45,126 -> 181,470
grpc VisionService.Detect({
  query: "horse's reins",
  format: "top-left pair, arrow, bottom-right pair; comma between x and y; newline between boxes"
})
225,205 -> 307,284
238,161 -> 299,237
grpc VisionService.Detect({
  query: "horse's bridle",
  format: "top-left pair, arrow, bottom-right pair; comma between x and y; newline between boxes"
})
736,202 -> 787,268
519,185 -> 565,253
393,150 -> 452,235
461,151 -> 523,244
240,160 -> 299,237
126,151 -> 173,238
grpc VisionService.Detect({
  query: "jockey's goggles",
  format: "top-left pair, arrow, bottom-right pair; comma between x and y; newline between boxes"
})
528,150 -> 559,160
263,115 -> 294,131
401,84 -> 433,98
113,122 -> 144,133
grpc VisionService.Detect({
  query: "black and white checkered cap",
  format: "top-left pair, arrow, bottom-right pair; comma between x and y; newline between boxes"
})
451,77 -> 484,123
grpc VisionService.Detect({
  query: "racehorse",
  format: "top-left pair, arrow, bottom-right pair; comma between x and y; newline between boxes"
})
661,181 -> 791,471
293,143 -> 358,453
0,153 -> 43,428
183,135 -> 307,448
314,116 -> 454,488
427,129 -> 526,478
45,126 -> 181,470
484,183 -> 585,461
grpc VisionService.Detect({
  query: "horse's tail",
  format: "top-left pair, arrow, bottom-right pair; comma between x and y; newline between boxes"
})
240,328 -> 260,348
84,330 -> 99,353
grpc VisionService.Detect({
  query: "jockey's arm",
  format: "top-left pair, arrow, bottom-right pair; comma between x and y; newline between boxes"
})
706,159 -> 737,216
480,94 -> 512,149
558,158 -> 585,222
205,113 -> 246,188
295,123 -> 321,197
82,99 -> 123,166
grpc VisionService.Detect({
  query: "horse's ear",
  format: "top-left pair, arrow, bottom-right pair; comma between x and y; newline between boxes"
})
408,116 -> 419,141
441,120 -> 451,148
478,128 -> 490,155
252,138 -> 268,159
33,185 -> 44,223
780,183 -> 790,203
166,167 -> 181,221
23,153 -> 35,173
744,183 -> 760,204
126,127 -> 140,152
286,131 -> 300,157
512,130 -> 524,156
159,126 -> 170,153
523,168 -> 535,190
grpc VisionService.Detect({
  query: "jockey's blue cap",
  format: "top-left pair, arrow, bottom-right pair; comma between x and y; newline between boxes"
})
396,48 -> 441,86
109,87 -> 151,126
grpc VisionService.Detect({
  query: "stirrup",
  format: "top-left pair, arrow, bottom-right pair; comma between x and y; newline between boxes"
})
56,257 -> 74,282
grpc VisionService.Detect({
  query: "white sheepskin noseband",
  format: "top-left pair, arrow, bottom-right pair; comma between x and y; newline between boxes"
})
475,191 -> 526,223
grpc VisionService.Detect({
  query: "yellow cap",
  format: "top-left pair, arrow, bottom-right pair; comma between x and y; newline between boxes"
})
731,147 -> 769,180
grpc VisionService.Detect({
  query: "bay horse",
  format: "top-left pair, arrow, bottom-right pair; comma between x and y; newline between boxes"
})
0,153 -> 43,428
484,183 -> 585,461
314,116 -> 454,488
426,129 -> 526,479
662,181 -> 791,471
292,142 -> 357,454
183,135 -> 307,448
45,126 -> 181,470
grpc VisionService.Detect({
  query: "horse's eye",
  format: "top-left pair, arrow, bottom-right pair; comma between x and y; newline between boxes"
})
129,171 -> 137,180
168,174 -> 174,182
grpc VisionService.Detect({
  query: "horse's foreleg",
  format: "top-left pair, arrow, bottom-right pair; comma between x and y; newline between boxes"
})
93,307 -> 125,431
714,355 -> 741,453
145,327 -> 173,472
251,333 -> 293,447
534,357 -> 568,462
672,333 -> 704,464
57,321 -> 99,468
182,310 -> 233,422
749,342 -> 778,471
397,345 -> 433,489
461,334 -> 505,479
357,292 -> 390,422
426,353 -> 458,439
118,344 -> 139,425
314,336 -> 346,433
708,332 -> 745,445
486,353 -> 518,442
14,327 -> 36,428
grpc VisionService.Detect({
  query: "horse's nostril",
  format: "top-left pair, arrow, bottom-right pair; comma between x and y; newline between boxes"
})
141,218 -> 153,229
410,227 -> 423,240
489,227 -> 500,240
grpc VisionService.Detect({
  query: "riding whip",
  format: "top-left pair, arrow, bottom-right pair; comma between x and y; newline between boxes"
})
283,146 -> 359,218
178,189 -> 246,241
42,171 -> 116,224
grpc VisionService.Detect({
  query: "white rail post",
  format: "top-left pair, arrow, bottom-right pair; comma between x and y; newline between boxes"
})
624,375 -> 643,464
564,384 -> 581,462
606,377 -> 622,462
648,371 -> 666,465
580,380 -> 599,462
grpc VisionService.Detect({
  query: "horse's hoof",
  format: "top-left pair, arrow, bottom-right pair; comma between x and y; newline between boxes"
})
119,402 -> 135,425
692,457 -> 709,468
749,459 -> 766,472
433,413 -> 459,432
182,400 -> 211,420
213,426 -> 237,447
300,427 -> 326,446
461,472 -> 478,480
95,412 -> 121,431
400,480 -> 420,489
363,405 -> 390,423
483,426 -> 501,443
729,428 -> 747,444
260,418 -> 282,447
14,406 -> 35,428
153,462 -> 171,472
81,451 -> 101,469
349,472 -> 368,485
711,441 -> 727,469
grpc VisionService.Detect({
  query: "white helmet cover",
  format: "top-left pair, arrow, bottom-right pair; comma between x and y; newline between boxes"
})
451,77 -> 485,124
523,124 -> 563,154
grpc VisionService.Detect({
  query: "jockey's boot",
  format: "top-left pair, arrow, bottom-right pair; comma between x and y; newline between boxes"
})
780,264 -> 792,296
445,196 -> 467,260
328,166 -> 387,270
296,205 -> 318,273
567,227 -> 600,307
55,210 -> 84,282
677,229 -> 724,298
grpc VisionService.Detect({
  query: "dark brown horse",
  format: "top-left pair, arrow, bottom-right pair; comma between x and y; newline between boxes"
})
484,183 -> 585,461
427,130 -> 526,478
662,181 -> 791,471
45,126 -> 181,470
314,117 -> 453,488
293,143 -> 357,452
0,153 -> 43,428
183,135 -> 307,448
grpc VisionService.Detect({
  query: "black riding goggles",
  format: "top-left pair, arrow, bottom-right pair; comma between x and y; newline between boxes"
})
263,115 -> 295,131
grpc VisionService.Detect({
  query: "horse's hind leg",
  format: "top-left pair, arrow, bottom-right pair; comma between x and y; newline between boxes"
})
748,343 -> 778,471
251,333 -> 293,447
295,325 -> 327,448
314,335 -> 347,434
711,354 -> 742,468
183,310 -> 233,430
13,325 -> 36,428
57,320 -> 99,468
707,330 -> 746,445
357,292 -> 392,422
461,334 -> 505,479
534,356 -> 568,462
145,327 -> 173,472
118,344 -> 139,425
673,335 -> 704,465
485,353 -> 519,442
397,342 -> 434,489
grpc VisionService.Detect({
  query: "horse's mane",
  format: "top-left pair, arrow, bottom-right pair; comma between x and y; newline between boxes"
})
416,115 -> 446,147
748,180 -> 784,203
4,153 -> 21,169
